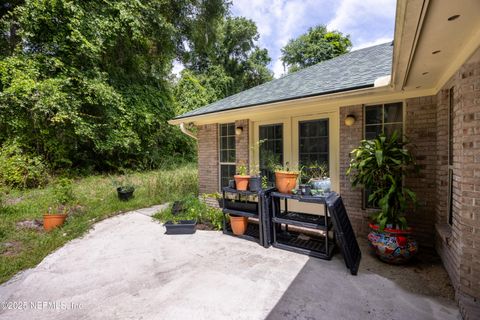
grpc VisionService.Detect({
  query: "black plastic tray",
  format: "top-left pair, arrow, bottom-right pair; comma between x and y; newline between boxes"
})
273,211 -> 330,230
274,230 -> 334,260
164,219 -> 196,234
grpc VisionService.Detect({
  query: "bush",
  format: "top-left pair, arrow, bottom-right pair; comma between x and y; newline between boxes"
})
154,194 -> 223,230
0,141 -> 49,188
53,178 -> 75,205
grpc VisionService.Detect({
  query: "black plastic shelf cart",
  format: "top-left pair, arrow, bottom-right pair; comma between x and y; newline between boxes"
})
268,191 -> 335,260
222,187 -> 274,247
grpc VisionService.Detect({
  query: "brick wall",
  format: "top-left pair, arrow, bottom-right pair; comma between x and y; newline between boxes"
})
198,124 -> 219,194
339,105 -> 371,236
404,96 -> 437,248
339,100 -> 438,248
235,119 -> 249,170
439,47 -> 480,319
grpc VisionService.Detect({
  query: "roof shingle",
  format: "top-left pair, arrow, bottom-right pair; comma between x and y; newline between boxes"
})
175,42 -> 393,119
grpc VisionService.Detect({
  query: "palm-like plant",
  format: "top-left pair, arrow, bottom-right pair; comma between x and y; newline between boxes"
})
346,132 -> 417,230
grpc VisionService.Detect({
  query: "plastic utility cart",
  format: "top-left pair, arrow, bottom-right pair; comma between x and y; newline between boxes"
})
267,191 -> 335,260
221,187 -> 361,275
221,187 -> 274,248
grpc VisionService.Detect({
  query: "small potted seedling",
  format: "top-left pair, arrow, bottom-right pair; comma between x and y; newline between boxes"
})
112,174 -> 135,201
43,178 -> 74,231
248,164 -> 262,192
234,162 -> 250,191
274,162 -> 300,194
303,162 -> 330,192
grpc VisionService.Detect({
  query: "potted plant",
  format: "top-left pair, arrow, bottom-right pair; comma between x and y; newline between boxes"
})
43,178 -> 74,231
248,164 -> 262,192
302,162 -> 331,192
112,174 -> 135,201
234,162 -> 250,191
274,162 -> 300,194
347,132 -> 418,264
43,206 -> 69,231
229,215 -> 248,235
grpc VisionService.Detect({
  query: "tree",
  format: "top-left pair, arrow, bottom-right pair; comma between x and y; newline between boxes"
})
0,0 -> 229,171
281,25 -> 352,73
181,16 -> 273,97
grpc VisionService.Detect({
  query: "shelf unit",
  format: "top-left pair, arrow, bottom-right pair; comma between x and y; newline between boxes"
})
268,191 -> 335,260
222,187 -> 265,246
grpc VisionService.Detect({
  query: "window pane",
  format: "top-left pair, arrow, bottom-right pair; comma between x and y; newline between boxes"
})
365,105 -> 382,124
384,124 -> 402,138
259,124 -> 283,185
384,103 -> 403,123
365,125 -> 382,139
220,164 -> 236,189
219,123 -> 235,164
299,119 -> 329,170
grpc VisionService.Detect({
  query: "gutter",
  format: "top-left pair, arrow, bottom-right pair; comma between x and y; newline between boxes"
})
179,123 -> 197,140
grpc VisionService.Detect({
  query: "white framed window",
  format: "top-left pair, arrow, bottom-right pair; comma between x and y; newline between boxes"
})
364,102 -> 404,139
363,102 -> 404,208
219,123 -> 236,189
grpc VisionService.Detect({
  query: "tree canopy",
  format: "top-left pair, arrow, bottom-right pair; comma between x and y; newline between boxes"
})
174,16 -> 273,114
0,0 -> 268,172
281,25 -> 352,73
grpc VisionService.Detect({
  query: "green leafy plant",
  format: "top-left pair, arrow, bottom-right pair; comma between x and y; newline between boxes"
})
346,132 -> 418,230
53,178 -> 75,205
0,141 -> 49,189
153,195 -> 223,230
273,161 -> 301,174
111,173 -> 135,192
261,176 -> 268,189
301,162 -> 328,183
236,162 -> 249,176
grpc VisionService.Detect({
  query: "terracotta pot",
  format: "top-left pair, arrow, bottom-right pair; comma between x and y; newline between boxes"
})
275,171 -> 299,194
368,223 -> 418,264
43,214 -> 67,231
234,175 -> 250,191
230,216 -> 248,235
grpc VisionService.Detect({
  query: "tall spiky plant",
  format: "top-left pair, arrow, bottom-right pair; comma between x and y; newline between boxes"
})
346,132 -> 418,230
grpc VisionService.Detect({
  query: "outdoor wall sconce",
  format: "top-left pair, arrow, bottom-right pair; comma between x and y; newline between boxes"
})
344,115 -> 356,126
235,126 -> 243,135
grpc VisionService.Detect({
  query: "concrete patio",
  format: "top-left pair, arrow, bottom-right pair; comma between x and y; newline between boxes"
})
0,206 -> 460,320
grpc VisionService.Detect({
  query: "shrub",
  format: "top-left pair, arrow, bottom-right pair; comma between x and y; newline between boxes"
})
154,194 -> 223,230
0,141 -> 49,188
53,178 -> 75,205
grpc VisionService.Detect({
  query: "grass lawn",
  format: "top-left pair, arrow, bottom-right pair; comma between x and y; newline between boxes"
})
0,163 -> 198,284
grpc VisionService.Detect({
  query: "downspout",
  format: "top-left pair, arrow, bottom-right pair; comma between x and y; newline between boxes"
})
179,122 -> 197,140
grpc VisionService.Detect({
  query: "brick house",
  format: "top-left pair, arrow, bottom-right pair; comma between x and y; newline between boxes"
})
170,1 -> 480,318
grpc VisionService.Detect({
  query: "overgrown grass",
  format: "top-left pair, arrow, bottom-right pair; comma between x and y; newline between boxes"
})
0,163 -> 198,284
153,194 -> 223,230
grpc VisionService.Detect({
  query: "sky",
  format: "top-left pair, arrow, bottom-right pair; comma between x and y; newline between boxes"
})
173,0 -> 397,78
231,0 -> 396,77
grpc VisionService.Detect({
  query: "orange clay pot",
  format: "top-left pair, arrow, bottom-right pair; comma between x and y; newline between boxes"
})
234,175 -> 250,191
43,214 -> 67,231
275,171 -> 299,194
230,216 -> 248,235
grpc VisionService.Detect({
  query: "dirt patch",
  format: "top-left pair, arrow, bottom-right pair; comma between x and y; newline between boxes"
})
196,223 -> 217,231
360,238 -> 455,300
0,241 -> 23,257
4,196 -> 24,206
16,219 -> 43,231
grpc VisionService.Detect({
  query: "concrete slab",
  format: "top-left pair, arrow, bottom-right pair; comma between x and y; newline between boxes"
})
0,210 -> 460,320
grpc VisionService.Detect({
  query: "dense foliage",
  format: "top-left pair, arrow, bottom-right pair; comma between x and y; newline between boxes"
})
281,25 -> 352,73
347,133 -> 417,230
0,0 -> 232,174
174,16 -> 273,114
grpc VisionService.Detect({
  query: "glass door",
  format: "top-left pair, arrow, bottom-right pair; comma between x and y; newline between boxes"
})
259,123 -> 284,186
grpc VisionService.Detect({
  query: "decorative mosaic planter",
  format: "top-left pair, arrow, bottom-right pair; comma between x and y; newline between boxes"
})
368,223 -> 418,264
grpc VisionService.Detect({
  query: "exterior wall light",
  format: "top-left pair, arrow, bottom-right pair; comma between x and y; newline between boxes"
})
344,115 -> 356,127
235,126 -> 243,135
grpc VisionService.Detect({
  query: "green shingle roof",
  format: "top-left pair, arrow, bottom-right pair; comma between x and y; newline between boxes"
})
175,42 -> 393,120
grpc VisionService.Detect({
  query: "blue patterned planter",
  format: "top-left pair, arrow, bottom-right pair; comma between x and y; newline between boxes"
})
368,223 -> 418,264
